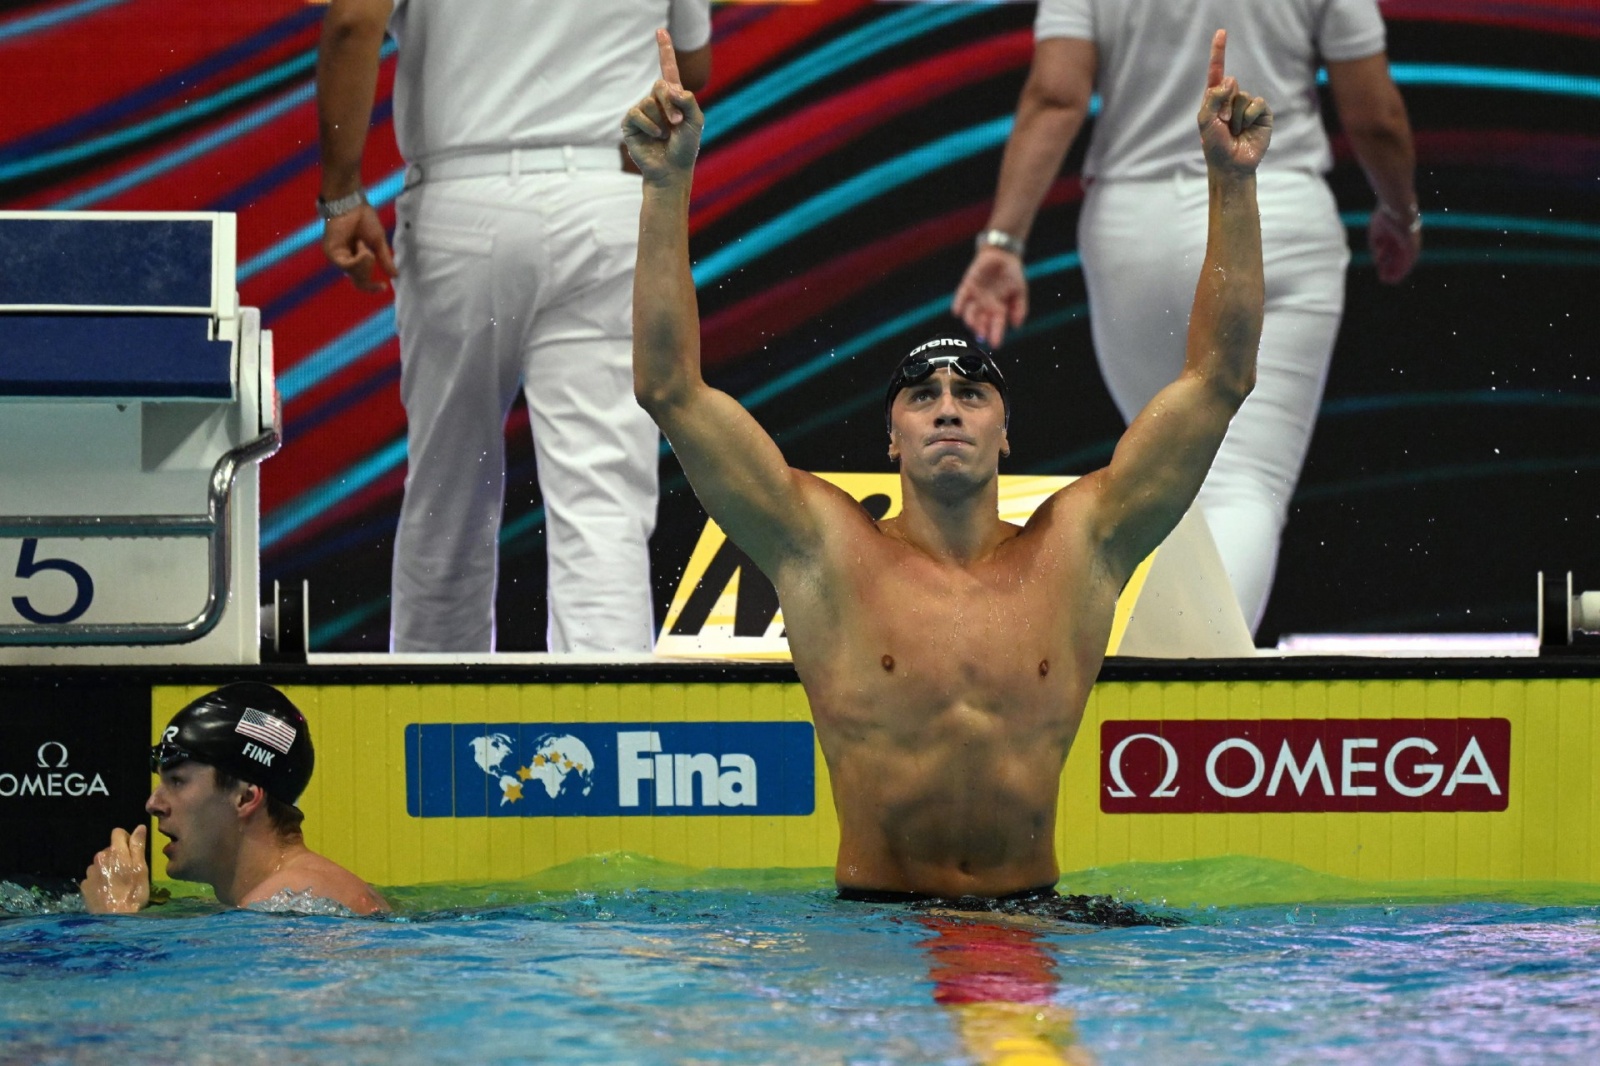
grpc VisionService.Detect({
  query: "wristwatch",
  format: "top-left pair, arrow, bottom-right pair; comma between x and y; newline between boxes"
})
316,189 -> 368,221
1378,201 -> 1422,234
976,228 -> 1026,258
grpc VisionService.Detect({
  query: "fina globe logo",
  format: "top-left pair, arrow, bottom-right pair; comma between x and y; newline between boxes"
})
405,722 -> 815,817
469,731 -> 598,803
1100,719 -> 1511,814
0,741 -> 111,800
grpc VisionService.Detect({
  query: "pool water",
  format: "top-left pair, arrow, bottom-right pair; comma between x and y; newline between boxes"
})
4,866 -> 1600,1065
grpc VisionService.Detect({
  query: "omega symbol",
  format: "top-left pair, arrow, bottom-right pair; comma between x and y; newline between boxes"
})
1104,733 -> 1180,799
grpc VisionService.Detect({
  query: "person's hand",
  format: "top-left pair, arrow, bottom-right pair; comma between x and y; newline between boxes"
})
321,202 -> 397,294
1196,30 -> 1272,175
80,825 -> 149,915
953,246 -> 1028,348
623,29 -> 705,187
1368,207 -> 1421,284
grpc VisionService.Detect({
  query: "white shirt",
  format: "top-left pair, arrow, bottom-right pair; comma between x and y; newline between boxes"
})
1036,0 -> 1386,179
387,0 -> 712,163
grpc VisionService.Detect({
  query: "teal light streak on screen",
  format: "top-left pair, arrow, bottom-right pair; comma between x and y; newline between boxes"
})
703,3 -> 991,145
693,117 -> 1015,287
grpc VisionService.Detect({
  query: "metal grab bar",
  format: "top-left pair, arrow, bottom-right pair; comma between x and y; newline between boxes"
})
0,427 -> 280,645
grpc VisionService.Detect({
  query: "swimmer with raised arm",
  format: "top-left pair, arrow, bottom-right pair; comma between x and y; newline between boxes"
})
80,683 -> 387,916
625,30 -> 1269,906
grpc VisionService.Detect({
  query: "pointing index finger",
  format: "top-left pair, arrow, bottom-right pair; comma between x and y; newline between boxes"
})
1207,29 -> 1226,88
656,28 -> 681,88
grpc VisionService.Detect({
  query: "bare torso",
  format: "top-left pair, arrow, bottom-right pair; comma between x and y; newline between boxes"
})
775,477 -> 1121,897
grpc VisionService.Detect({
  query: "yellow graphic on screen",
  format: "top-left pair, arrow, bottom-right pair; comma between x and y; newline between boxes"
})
656,473 -> 1159,659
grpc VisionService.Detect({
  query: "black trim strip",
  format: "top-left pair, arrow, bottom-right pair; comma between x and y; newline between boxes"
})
2,654 -> 1599,688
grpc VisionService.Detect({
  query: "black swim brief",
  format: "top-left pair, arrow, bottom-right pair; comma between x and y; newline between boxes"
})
836,883 -> 1184,928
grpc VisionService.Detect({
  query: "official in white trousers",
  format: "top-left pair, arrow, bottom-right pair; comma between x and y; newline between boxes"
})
954,0 -> 1421,635
390,163 -> 659,652
314,0 -> 712,653
1079,170 -> 1348,626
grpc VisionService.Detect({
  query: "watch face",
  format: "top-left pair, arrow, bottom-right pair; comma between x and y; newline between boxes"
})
980,230 -> 1024,256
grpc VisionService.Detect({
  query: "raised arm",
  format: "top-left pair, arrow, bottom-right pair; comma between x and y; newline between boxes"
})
1326,52 -> 1421,284
953,37 -> 1097,349
1083,30 -> 1270,583
624,31 -> 827,577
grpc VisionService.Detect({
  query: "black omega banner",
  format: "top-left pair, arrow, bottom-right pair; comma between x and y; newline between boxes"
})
0,681 -> 151,884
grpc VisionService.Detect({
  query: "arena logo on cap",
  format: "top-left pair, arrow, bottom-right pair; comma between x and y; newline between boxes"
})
0,741 -> 110,799
404,722 -> 815,817
906,337 -> 969,358
1101,719 -> 1511,813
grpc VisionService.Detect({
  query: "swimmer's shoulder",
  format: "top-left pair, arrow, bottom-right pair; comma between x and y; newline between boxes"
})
742,469 -> 881,562
777,471 -> 896,565
1022,474 -> 1100,530
244,852 -> 389,915
790,471 -> 884,526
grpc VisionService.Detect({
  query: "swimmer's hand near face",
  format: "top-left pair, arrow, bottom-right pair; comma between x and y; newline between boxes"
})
1197,30 -> 1272,175
623,29 -> 705,187
80,825 -> 150,915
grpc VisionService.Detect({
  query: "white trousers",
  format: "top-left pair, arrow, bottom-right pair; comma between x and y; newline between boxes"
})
390,170 -> 658,653
1079,169 -> 1349,633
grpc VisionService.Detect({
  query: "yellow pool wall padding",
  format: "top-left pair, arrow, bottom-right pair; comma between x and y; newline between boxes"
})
149,680 -> 835,887
149,676 -> 1600,903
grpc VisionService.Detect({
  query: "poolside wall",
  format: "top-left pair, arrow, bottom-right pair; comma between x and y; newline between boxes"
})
132,673 -> 1598,889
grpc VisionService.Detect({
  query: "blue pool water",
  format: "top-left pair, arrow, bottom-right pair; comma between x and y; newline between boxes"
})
4,880 -> 1600,1064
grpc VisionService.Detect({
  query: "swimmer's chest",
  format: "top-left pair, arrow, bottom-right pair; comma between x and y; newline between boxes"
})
817,536 -> 1095,718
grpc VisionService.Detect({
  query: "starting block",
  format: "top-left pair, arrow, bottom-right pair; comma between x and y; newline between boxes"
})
0,212 -> 279,664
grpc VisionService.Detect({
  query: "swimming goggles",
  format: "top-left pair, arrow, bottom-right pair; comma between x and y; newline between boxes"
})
150,741 -> 195,772
884,346 -> 1009,429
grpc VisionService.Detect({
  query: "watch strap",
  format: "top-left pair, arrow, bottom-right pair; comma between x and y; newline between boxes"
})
1378,201 -> 1422,234
976,228 -> 1026,258
317,189 -> 368,221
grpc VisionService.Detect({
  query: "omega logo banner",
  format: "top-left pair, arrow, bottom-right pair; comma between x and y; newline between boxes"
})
0,682 -> 152,881
1101,719 -> 1511,814
405,722 -> 815,817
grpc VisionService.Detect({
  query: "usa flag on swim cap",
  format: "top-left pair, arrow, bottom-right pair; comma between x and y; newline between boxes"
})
235,707 -> 297,754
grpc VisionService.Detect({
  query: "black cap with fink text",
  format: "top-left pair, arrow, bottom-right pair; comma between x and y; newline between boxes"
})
150,683 -> 315,806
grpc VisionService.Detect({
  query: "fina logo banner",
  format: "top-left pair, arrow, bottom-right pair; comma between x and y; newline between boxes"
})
405,722 -> 815,817
1101,719 -> 1511,813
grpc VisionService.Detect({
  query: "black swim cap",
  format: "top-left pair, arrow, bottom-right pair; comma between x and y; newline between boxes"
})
884,333 -> 1009,432
150,683 -> 314,806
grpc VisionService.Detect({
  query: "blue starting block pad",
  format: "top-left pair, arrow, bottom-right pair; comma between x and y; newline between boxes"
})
0,215 -> 235,400
0,212 -> 279,664
0,315 -> 232,399
0,217 -> 217,308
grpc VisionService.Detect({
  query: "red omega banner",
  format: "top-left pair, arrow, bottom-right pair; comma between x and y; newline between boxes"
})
1100,719 -> 1511,814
